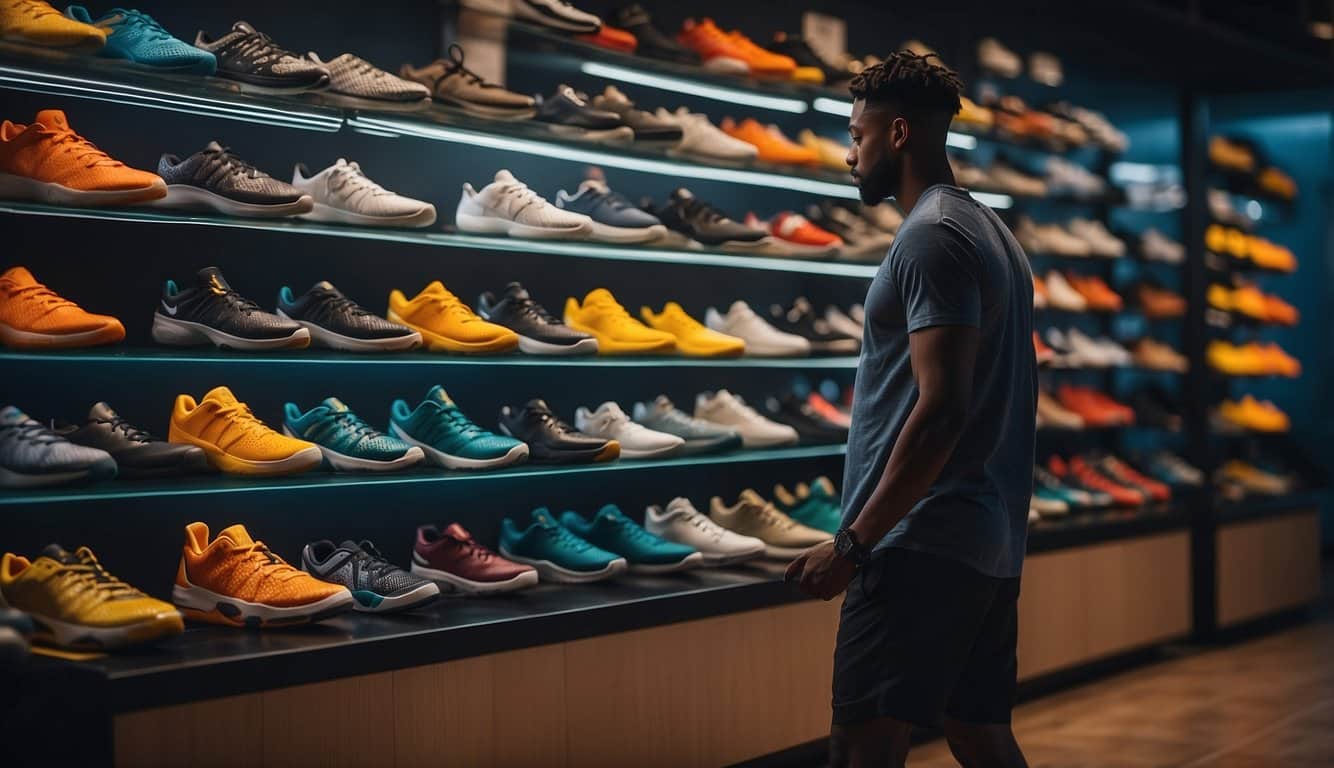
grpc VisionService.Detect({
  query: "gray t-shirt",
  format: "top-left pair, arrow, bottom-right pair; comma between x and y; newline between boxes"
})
840,184 -> 1036,578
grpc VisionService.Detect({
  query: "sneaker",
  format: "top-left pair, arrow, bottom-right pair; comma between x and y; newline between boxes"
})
655,107 -> 758,162
694,389 -> 798,448
709,490 -> 830,558
678,18 -> 795,76
767,298 -> 860,355
283,398 -> 424,472
805,202 -> 895,262
306,52 -> 429,108
824,305 -> 863,342
555,178 -> 667,244
276,281 -> 422,352
292,159 -> 436,228
169,386 -> 323,476
577,23 -> 637,53
388,280 -> 519,354
769,33 -> 847,84
704,300 -> 809,357
400,45 -> 536,120
498,399 -> 619,463
65,6 -> 215,73
301,540 -> 439,613
772,477 -> 842,534
1098,455 -> 1171,503
1033,465 -> 1105,509
477,282 -> 597,355
456,169 -> 593,240
1068,218 -> 1125,258
763,394 -> 848,445
1066,274 -> 1123,312
738,212 -> 838,260
721,118 -> 818,165
0,109 -> 165,206
53,401 -> 210,479
1,0 -> 104,47
410,523 -> 539,594
499,508 -> 627,583
534,85 -> 634,144
747,211 -> 843,254
155,142 -> 313,218
564,288 -> 677,355
0,405 -> 116,487
574,401 -> 683,459
1036,389 -> 1084,430
154,266 -> 310,351
1043,270 -> 1088,312
612,5 -> 697,64
978,37 -> 1022,77
1148,452 -> 1204,487
561,505 -> 702,573
644,498 -> 765,565
650,188 -> 768,250
0,266 -> 125,349
193,21 -> 329,92
632,395 -> 742,456
173,522 -> 354,627
589,86 -> 684,145
1141,228 -> 1184,264
639,301 -> 745,357
389,385 -> 528,470
1065,456 -> 1144,506
798,129 -> 852,172
1030,489 -> 1069,518
0,545 -> 181,648
514,0 -> 600,33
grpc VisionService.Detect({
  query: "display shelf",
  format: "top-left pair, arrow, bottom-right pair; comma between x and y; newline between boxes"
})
1215,489 -> 1325,524
0,444 -> 847,508
1027,502 -> 1189,554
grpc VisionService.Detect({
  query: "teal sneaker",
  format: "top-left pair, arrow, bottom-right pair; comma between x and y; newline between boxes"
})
560,505 -> 702,573
65,7 -> 217,75
773,476 -> 842,534
283,397 -> 424,472
499,508 -> 626,583
389,385 -> 528,470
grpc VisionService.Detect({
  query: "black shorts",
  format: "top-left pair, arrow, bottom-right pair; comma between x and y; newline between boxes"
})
831,546 -> 1021,728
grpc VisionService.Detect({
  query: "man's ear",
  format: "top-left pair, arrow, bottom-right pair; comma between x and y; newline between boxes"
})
890,116 -> 910,151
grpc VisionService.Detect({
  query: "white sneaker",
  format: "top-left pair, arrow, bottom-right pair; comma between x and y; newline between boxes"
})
849,304 -> 865,324
293,159 -> 436,228
644,497 -> 767,565
1068,218 -> 1125,258
694,389 -> 798,448
825,305 -> 863,341
705,301 -> 810,357
978,37 -> 1022,78
1036,222 -> 1092,256
1067,327 -> 1128,367
512,0 -> 600,33
657,107 -> 758,162
1044,271 -> 1088,311
456,169 -> 592,240
1142,228 -> 1185,264
574,401 -> 683,459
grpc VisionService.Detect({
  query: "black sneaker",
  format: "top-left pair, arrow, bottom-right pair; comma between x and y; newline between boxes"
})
767,298 -> 861,355
155,142 -> 313,218
498,399 -> 619,464
301,540 -> 440,614
762,395 -> 848,445
651,188 -> 768,250
613,5 -> 698,64
768,33 -> 851,85
153,267 -> 310,351
52,402 -> 211,479
589,86 -> 683,145
805,202 -> 894,261
477,282 -> 598,355
194,21 -> 330,92
534,85 -> 634,144
276,281 -> 421,353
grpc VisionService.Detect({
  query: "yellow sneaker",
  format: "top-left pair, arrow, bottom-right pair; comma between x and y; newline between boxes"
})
797,129 -> 850,171
0,0 -> 105,48
789,65 -> 825,84
640,301 -> 744,357
1218,395 -> 1289,433
0,545 -> 182,649
388,281 -> 518,354
564,288 -> 675,355
169,386 -> 322,476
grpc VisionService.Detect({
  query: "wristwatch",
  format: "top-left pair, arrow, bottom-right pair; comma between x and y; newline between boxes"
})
833,528 -> 870,566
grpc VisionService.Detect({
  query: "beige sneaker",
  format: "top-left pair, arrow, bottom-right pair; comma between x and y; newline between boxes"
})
1037,390 -> 1085,430
709,489 -> 831,558
1133,338 -> 1189,373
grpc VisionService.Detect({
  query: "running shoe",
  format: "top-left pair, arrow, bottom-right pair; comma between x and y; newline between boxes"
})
704,300 -> 809,357
456,169 -> 592,240
498,399 -> 619,464
555,178 -> 666,244
306,52 -> 429,108
763,394 -> 848,445
534,85 -> 634,144
514,0 -> 600,33
708,490 -> 829,558
0,0 -> 104,48
388,280 -> 518,354
564,288 -> 676,355
173,522 -> 353,627
293,159 -> 436,228
154,266 -> 310,351
389,385 -> 529,470
560,505 -> 702,573
825,305 -> 863,342
499,508 -> 627,583
276,280 -> 421,352
772,476 -> 842,534
0,405 -> 116,488
612,5 -> 697,64
654,107 -> 758,162
301,540 -> 439,613
1033,465 -> 1110,509
574,401 -> 683,459
400,45 -> 536,120
767,298 -> 860,355
283,397 -> 424,472
0,545 -> 181,648
721,118 -> 819,165
577,23 -> 636,53
644,497 -> 765,565
677,18 -> 794,76
649,188 -> 768,251
194,21 -> 329,92
53,401 -> 210,479
169,386 -> 323,476
588,86 -> 683,145
477,282 -> 597,355
155,142 -> 313,218
0,266 -> 125,349
65,6 -> 215,73
694,389 -> 798,448
1098,455 -> 1171,503
411,523 -> 539,594
745,211 -> 843,257
798,130 -> 852,172
632,395 -> 742,456
1051,456 -> 1143,507
639,301 -> 744,357
0,109 -> 165,206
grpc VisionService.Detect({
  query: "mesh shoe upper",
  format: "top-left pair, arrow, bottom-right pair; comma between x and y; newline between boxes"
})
0,110 -> 162,192
460,170 -> 590,230
303,540 -> 428,597
391,386 -> 523,460
159,266 -> 304,340
194,21 -> 329,88
476,282 -> 593,345
0,266 -> 123,336
556,179 -> 662,228
278,280 -> 416,340
284,398 -> 417,462
291,159 -> 433,219
65,6 -> 216,72
158,142 -> 306,205
0,0 -> 106,46
309,52 -> 428,101
171,387 -> 316,462
633,395 -> 739,440
0,405 -> 114,474
0,545 -> 178,629
179,523 -> 346,607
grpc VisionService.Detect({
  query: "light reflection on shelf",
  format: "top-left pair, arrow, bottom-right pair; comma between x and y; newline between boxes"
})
580,61 -> 809,114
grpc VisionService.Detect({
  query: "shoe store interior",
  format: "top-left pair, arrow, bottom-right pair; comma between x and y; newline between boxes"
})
0,0 -> 1330,765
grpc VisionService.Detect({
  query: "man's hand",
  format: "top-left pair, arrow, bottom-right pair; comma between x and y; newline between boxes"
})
784,540 -> 857,600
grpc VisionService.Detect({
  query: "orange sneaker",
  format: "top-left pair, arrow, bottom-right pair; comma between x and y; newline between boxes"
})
0,109 -> 165,206
1033,331 -> 1055,365
678,18 -> 794,76
1066,274 -> 1122,312
576,24 -> 637,53
721,118 -> 818,165
1138,283 -> 1186,319
1032,275 -> 1049,308
0,266 -> 125,349
1258,342 -> 1301,378
172,522 -> 353,628
746,211 -> 843,248
1262,293 -> 1298,326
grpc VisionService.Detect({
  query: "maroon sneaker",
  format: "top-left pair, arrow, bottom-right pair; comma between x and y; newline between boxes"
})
410,523 -> 539,594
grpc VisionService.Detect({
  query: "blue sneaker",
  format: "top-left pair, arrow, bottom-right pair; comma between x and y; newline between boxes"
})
0,406 -> 117,488
65,7 -> 217,75
560,505 -> 702,573
389,385 -> 528,470
499,508 -> 627,583
555,179 -> 667,244
773,477 -> 842,534
283,397 -> 424,473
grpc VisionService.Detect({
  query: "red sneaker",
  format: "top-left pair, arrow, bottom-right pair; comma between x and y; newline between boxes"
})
411,523 -> 538,594
1099,456 -> 1171,502
1068,456 -> 1144,506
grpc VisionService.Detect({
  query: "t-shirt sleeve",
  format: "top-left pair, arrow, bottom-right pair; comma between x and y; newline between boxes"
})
891,222 -> 983,333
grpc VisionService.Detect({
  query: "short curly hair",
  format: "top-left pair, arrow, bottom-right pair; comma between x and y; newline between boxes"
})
848,50 -> 963,116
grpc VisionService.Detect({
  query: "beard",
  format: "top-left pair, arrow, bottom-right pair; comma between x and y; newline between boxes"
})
855,152 -> 901,205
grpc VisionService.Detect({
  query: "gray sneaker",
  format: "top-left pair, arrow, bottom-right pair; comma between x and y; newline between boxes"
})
400,44 -> 535,120
301,540 -> 440,614
0,406 -> 117,488
633,395 -> 743,456
155,142 -> 313,218
307,52 -> 429,109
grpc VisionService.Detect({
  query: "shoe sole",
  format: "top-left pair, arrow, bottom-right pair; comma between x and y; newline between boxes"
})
0,173 -> 165,207
737,341 -> 810,357
386,310 -> 519,354
152,314 -> 311,351
281,427 -> 426,472
277,311 -> 423,352
516,334 -> 599,356
737,431 -> 800,449
701,57 -> 750,75
172,582 -> 354,628
498,547 -> 627,583
409,561 -> 540,595
674,436 -> 744,456
153,185 -> 314,218
0,319 -> 125,350
630,551 -> 705,574
390,422 -> 530,470
168,426 -> 324,477
299,201 -> 437,229
585,220 -> 668,245
213,73 -> 330,94
22,610 -> 183,650
542,123 -> 635,145
0,459 -> 117,488
455,211 -> 593,241
652,229 -> 703,250
562,319 -> 677,356
672,341 -> 745,358
617,441 -> 684,460
347,582 -> 441,613
430,97 -> 537,121
497,423 -> 620,463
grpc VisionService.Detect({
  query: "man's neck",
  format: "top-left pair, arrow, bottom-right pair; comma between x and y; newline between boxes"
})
894,153 -> 955,215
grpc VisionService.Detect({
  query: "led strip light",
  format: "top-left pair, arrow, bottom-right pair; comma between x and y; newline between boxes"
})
579,62 -> 810,114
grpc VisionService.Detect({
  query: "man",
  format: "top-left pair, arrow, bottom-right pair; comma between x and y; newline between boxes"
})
785,51 -> 1036,768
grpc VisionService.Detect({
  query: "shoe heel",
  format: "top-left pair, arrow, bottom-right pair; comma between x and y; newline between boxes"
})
151,314 -> 207,346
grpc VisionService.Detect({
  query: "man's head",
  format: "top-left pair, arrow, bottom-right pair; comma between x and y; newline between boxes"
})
846,51 -> 963,204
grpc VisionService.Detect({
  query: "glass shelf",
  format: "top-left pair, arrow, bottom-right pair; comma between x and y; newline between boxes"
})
0,444 -> 847,507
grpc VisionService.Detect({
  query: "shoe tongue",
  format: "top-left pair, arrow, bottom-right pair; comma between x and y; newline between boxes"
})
0,406 -> 30,427
338,539 -> 362,553
2,266 -> 37,287
531,507 -> 559,528
578,178 -> 609,195
321,397 -> 349,413
595,401 -> 628,420
728,300 -> 752,317
311,280 -> 338,294
583,288 -> 618,306
665,497 -> 694,517
811,476 -> 836,498
602,84 -> 629,103
217,524 -> 254,547
493,169 -> 519,185
596,504 -> 624,522
421,280 -> 450,297
87,401 -> 117,422
502,282 -> 530,301
444,522 -> 472,541
231,20 -> 258,35
196,266 -> 231,291
525,398 -> 551,414
426,385 -> 455,407
670,188 -> 695,202
203,140 -> 225,153
40,543 -> 78,564
202,386 -> 239,406
652,394 -> 675,414
34,109 -> 70,131
738,489 -> 767,508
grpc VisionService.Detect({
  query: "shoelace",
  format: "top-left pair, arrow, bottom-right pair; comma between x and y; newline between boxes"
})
313,289 -> 373,318
328,162 -> 392,204
210,284 -> 263,317
214,401 -> 271,436
196,146 -> 264,185
96,415 -> 151,443
610,516 -> 657,545
350,542 -> 399,579
241,541 -> 305,581
532,408 -> 577,435
494,180 -> 545,219
431,402 -> 486,439
678,196 -> 727,224
331,410 -> 380,441
421,288 -> 476,322
585,297 -> 642,332
660,304 -> 704,331
1,418 -> 63,446
341,54 -> 386,79
542,520 -> 592,552
118,9 -> 172,41
686,513 -> 723,540
6,281 -> 77,315
11,0 -> 60,20
512,295 -> 560,324
442,43 -> 489,87
229,29 -> 290,66
446,532 -> 494,561
59,550 -> 140,600
40,129 -> 121,169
